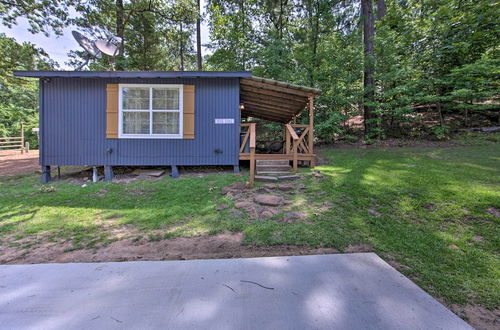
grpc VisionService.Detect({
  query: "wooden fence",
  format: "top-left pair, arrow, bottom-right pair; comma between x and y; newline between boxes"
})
0,123 -> 27,153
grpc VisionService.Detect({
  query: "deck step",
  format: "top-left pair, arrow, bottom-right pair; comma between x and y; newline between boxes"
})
256,165 -> 291,173
255,174 -> 300,182
255,175 -> 279,182
256,159 -> 290,166
256,171 -> 293,175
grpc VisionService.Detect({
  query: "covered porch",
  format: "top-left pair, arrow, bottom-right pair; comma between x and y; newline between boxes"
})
238,77 -> 321,184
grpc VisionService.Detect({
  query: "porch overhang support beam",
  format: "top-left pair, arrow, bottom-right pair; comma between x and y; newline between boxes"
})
309,96 -> 315,167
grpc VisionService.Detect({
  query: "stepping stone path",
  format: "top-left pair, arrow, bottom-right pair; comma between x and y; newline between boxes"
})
215,203 -> 228,211
367,208 -> 382,217
219,179 -> 316,223
278,184 -> 294,191
254,194 -> 283,206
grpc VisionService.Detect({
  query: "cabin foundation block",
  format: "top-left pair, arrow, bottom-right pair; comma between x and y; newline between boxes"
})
104,166 -> 113,181
171,165 -> 179,178
41,166 -> 51,183
233,165 -> 240,173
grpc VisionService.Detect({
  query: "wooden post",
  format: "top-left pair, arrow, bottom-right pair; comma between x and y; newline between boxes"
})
293,139 -> 298,172
308,97 -> 315,167
249,123 -> 256,186
285,125 -> 290,154
20,122 -> 24,154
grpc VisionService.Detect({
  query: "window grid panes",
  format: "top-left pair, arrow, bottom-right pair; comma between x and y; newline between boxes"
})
120,85 -> 182,137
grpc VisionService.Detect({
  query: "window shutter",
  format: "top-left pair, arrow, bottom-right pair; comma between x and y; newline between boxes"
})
183,85 -> 195,139
106,84 -> 119,138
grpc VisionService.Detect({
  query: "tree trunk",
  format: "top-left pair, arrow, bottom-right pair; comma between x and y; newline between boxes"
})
376,0 -> 386,20
179,23 -> 184,71
115,0 -> 125,70
437,102 -> 444,126
362,0 -> 375,138
196,0 -> 202,71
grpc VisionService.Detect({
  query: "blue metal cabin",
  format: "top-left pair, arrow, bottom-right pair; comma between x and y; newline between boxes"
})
14,71 -> 252,182
14,71 -> 321,183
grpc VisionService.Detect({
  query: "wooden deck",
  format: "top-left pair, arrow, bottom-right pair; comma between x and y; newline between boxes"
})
239,96 -> 316,185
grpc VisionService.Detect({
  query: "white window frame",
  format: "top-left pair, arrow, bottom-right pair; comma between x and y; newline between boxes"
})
118,84 -> 183,139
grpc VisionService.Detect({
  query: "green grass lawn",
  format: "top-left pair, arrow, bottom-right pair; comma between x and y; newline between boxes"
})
0,133 -> 499,311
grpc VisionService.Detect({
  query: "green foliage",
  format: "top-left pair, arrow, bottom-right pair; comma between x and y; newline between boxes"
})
205,0 -> 499,141
0,33 -> 56,148
0,0 -> 74,36
1,0 -> 499,143
315,110 -> 344,142
431,124 -> 451,140
70,0 -> 198,71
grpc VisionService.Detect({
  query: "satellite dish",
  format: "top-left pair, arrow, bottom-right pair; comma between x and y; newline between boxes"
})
71,31 -> 101,58
95,39 -> 121,56
71,30 -> 102,70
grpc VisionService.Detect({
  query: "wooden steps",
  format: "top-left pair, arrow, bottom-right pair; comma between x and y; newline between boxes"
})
255,160 -> 299,182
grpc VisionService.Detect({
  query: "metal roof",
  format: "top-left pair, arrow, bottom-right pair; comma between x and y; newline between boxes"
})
13,70 -> 252,78
240,76 -> 321,123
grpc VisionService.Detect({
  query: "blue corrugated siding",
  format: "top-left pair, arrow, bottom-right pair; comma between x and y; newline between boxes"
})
41,77 -> 241,166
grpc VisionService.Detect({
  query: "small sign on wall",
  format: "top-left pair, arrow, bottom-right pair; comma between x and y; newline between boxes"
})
215,118 -> 235,124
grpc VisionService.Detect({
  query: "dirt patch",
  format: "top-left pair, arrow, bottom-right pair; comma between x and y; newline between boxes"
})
221,181 -> 308,222
0,150 -> 39,177
486,207 -> 500,218
423,203 -> 437,211
344,244 -> 374,253
0,231 -> 339,264
450,304 -> 500,330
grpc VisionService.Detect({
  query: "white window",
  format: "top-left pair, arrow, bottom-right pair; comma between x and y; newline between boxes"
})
118,84 -> 183,138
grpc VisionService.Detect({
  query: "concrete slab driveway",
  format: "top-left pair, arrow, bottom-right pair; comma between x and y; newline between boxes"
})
0,253 -> 471,330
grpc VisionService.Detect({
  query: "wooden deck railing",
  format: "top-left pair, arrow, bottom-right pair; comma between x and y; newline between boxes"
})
240,99 -> 316,184
285,124 -> 299,171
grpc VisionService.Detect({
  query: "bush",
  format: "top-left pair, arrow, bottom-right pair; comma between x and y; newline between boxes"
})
431,125 -> 451,140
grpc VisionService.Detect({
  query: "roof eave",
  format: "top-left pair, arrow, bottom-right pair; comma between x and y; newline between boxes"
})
13,70 -> 253,79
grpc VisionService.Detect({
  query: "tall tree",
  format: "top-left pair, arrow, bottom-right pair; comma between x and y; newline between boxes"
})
361,0 -> 375,138
115,0 -> 125,70
72,0 -> 197,71
376,0 -> 385,20
196,0 -> 202,70
0,0 -> 74,35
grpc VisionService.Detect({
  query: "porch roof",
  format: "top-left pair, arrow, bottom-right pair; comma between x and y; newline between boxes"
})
240,76 -> 321,123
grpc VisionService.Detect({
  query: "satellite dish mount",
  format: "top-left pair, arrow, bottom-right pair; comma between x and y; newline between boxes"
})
72,31 -> 122,71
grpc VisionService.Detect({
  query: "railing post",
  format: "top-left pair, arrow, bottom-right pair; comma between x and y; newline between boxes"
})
293,139 -> 298,172
249,123 -> 256,186
20,122 -> 24,154
285,125 -> 290,154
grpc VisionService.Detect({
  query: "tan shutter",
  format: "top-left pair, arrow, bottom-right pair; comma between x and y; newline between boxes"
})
183,85 -> 195,139
106,84 -> 119,138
